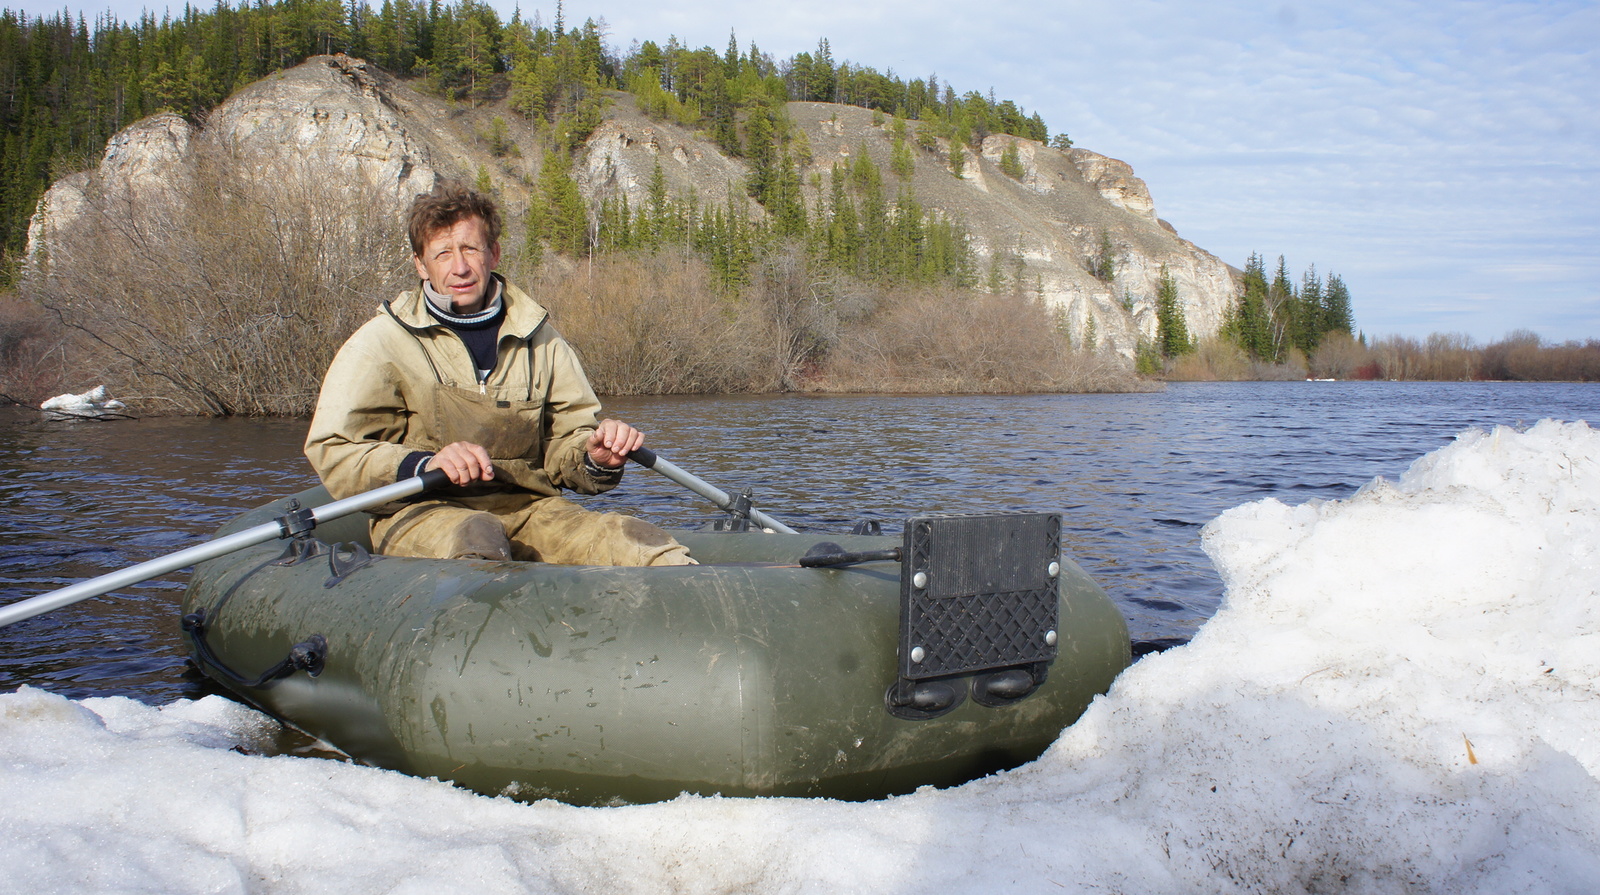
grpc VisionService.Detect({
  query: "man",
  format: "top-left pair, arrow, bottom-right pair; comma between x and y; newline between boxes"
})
304,181 -> 692,566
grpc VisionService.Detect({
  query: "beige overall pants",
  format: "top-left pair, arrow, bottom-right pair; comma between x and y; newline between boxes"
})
369,382 -> 692,566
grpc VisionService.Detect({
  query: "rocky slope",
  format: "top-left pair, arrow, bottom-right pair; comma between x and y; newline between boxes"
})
28,55 -> 1238,354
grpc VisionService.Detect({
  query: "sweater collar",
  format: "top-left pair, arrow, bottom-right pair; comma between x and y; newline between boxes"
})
388,273 -> 548,339
423,277 -> 504,327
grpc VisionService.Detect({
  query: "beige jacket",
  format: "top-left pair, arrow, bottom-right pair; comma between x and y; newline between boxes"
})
304,275 -> 620,508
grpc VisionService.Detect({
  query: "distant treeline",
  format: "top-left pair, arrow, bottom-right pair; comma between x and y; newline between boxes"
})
0,0 -> 1059,278
1312,331 -> 1600,382
1166,327 -> 1600,383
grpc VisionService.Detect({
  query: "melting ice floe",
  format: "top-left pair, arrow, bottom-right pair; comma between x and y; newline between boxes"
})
38,385 -> 128,419
1,420 -> 1597,894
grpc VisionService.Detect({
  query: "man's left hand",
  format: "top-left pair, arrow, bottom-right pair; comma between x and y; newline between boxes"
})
587,418 -> 645,469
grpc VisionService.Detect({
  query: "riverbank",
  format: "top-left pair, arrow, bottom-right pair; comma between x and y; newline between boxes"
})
5,249 -> 1162,416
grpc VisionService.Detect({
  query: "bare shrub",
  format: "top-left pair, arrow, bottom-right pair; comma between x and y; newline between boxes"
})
533,248 -> 1146,395
1308,331 -> 1371,379
530,254 -> 789,395
1480,329 -> 1546,381
1544,339 -> 1600,381
0,293 -> 70,404
1248,360 -> 1308,381
1166,338 -> 1251,381
743,246 -> 885,389
1369,336 -> 1424,381
1421,332 -> 1479,380
1480,330 -> 1600,381
1349,331 -> 1598,382
23,140 -> 409,415
1056,345 -> 1146,393
823,288 -> 1134,392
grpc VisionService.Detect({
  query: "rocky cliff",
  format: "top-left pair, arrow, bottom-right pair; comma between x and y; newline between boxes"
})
29,55 -> 1238,354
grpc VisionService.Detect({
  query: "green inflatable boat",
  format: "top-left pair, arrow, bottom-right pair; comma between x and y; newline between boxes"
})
180,467 -> 1129,805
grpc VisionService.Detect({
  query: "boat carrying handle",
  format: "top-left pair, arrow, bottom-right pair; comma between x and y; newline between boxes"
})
799,543 -> 903,567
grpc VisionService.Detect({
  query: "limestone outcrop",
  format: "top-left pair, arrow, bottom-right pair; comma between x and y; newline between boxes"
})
28,56 -> 450,264
205,54 -> 439,204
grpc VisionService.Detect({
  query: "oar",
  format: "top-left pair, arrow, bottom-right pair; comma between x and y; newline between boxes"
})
629,447 -> 797,534
0,469 -> 450,629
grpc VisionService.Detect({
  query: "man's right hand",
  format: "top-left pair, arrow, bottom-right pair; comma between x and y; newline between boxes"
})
426,441 -> 496,486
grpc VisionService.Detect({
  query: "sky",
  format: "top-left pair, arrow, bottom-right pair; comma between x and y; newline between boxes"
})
9,0 -> 1599,343
4,419 -> 1599,892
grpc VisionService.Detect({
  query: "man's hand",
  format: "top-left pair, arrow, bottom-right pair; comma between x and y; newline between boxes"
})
426,441 -> 496,486
587,418 -> 645,470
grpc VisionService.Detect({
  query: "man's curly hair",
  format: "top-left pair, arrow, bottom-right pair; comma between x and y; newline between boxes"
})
407,180 -> 503,256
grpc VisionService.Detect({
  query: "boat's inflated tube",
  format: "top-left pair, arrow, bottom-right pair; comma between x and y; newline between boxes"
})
182,487 -> 1130,804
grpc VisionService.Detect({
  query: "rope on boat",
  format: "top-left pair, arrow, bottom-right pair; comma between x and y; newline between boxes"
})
182,608 -> 328,688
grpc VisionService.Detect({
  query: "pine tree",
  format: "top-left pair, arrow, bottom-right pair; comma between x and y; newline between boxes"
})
1086,230 -> 1117,282
1293,264 -> 1324,355
889,117 -> 914,179
1267,255 -> 1295,360
424,7 -> 462,95
743,101 -> 778,202
889,190 -> 925,281
807,37 -> 835,102
531,148 -> 587,256
1155,264 -> 1193,357
456,1 -> 496,105
770,150 -> 806,237
1226,252 -> 1274,362
702,67 -> 739,154
857,157 -> 889,275
1324,273 -> 1354,335
823,163 -> 858,270
999,141 -> 1024,179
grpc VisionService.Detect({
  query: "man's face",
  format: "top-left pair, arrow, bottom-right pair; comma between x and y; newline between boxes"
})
412,216 -> 502,313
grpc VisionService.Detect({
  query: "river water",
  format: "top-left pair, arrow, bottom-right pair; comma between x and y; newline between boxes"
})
1,381 -> 1594,706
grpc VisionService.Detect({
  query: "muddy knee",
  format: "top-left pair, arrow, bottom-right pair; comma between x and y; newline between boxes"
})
619,517 -> 695,566
444,513 -> 513,561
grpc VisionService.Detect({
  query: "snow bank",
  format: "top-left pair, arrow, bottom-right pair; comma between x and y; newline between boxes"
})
38,385 -> 128,419
3,420 -> 1597,894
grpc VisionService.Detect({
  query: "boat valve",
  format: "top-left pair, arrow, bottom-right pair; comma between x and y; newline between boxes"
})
288,635 -> 328,678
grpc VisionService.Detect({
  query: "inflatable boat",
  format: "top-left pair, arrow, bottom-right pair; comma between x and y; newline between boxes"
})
180,475 -> 1129,805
